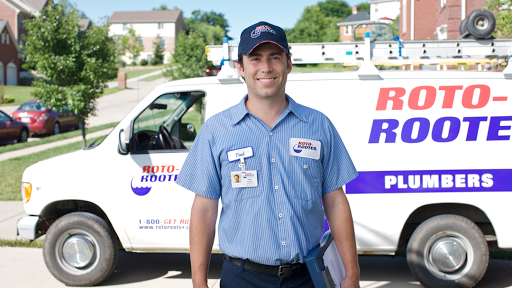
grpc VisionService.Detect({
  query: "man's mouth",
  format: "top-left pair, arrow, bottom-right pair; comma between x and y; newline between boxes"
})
257,77 -> 277,83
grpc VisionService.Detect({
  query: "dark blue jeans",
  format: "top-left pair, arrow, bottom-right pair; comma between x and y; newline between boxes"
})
220,257 -> 315,288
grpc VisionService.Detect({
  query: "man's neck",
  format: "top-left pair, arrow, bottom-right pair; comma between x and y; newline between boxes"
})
245,93 -> 288,129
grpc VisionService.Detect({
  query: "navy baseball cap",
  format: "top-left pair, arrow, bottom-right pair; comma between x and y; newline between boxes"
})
238,21 -> 289,56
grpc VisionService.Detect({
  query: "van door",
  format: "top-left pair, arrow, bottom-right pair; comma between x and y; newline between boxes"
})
117,91 -> 208,251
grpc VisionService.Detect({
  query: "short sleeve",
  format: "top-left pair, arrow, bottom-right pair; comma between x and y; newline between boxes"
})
321,118 -> 358,194
176,122 -> 222,199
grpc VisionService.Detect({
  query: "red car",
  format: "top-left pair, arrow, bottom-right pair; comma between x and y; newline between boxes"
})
11,100 -> 79,135
0,110 -> 30,143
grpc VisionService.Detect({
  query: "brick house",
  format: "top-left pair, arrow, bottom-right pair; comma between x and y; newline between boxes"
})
0,20 -> 20,85
399,0 -> 487,40
109,10 -> 186,64
0,0 -> 50,44
337,7 -> 371,42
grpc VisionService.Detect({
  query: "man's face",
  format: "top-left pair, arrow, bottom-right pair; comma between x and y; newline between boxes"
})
237,43 -> 292,100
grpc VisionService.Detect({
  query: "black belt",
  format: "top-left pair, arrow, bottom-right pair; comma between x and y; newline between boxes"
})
226,255 -> 308,278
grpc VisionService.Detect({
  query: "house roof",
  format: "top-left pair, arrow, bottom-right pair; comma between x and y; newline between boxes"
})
78,18 -> 91,31
23,0 -> 47,11
337,11 -> 370,26
0,19 -> 21,52
5,0 -> 31,14
109,10 -> 182,23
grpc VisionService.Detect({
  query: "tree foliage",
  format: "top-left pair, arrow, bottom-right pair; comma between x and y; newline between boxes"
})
186,10 -> 231,42
287,5 -> 341,43
120,26 -> 143,65
163,31 -> 208,80
23,2 -> 117,147
151,34 -> 165,65
357,2 -> 371,12
152,4 -> 179,11
317,0 -> 352,19
486,0 -> 512,38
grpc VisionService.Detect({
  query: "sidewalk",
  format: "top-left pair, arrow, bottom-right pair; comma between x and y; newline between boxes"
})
0,201 -> 26,240
0,128 -> 113,162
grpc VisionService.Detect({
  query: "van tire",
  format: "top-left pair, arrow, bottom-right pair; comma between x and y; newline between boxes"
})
459,18 -> 468,37
465,9 -> 496,39
407,215 -> 488,288
43,212 -> 118,286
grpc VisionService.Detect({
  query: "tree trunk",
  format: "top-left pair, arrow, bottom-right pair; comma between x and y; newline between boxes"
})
81,119 -> 87,148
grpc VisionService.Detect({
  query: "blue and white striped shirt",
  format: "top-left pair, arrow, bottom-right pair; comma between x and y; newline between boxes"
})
176,95 -> 358,265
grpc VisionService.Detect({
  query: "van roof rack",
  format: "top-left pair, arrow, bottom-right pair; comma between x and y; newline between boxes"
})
206,38 -> 512,68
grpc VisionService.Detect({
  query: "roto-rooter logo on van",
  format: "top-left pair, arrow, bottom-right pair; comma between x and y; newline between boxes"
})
369,85 -> 511,144
131,165 -> 180,196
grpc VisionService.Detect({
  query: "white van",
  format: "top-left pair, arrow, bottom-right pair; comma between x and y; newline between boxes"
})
17,48 -> 512,287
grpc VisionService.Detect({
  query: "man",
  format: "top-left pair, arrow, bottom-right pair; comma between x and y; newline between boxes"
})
176,21 -> 360,288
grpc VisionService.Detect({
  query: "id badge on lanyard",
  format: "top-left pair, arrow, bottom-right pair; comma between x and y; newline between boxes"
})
227,147 -> 258,188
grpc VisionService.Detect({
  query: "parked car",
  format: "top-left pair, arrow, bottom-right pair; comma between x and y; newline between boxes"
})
0,110 -> 30,143
11,100 -> 79,135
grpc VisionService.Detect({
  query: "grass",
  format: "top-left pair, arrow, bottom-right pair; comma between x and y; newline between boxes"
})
124,68 -> 161,80
101,87 -> 123,96
291,63 -> 354,73
0,122 -> 118,154
0,238 -> 44,248
0,136 -> 104,201
141,73 -> 164,81
0,86 -> 36,106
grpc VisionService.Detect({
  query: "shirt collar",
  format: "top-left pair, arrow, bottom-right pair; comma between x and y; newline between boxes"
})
230,94 -> 309,126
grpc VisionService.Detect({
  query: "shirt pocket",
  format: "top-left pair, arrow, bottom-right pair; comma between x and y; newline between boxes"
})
227,158 -> 263,202
287,156 -> 322,201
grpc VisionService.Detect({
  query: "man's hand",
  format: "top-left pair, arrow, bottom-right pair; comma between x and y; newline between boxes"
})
190,194 -> 219,288
322,188 -> 360,288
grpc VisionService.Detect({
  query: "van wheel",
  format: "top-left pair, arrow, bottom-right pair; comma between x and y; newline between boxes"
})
407,215 -> 488,288
43,212 -> 118,286
465,9 -> 496,39
459,18 -> 468,37
53,122 -> 60,135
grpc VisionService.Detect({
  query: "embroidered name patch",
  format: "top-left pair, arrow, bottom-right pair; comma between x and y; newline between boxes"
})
289,138 -> 321,160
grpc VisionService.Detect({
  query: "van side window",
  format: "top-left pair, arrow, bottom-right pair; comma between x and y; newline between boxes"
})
131,91 -> 205,152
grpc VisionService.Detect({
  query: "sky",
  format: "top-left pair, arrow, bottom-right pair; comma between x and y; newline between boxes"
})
70,0 -> 367,44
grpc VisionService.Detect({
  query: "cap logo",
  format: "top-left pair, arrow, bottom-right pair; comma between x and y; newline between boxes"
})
251,25 -> 276,38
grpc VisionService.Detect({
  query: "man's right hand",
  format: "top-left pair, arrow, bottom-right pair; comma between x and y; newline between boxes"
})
190,194 -> 219,288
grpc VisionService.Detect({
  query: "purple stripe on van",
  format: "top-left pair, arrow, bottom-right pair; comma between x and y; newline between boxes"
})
346,169 -> 512,194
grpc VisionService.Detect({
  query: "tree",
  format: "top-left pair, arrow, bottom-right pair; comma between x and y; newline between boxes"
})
163,30 -> 207,80
357,2 -> 371,12
151,34 -> 165,65
57,0 -> 87,18
486,0 -> 512,38
121,26 -> 143,66
184,19 -> 226,45
187,10 -> 231,41
317,0 -> 352,19
23,2 -> 117,147
152,4 -> 180,11
287,5 -> 340,43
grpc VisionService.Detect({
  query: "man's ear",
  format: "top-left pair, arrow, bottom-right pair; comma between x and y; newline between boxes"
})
236,61 -> 245,77
287,58 -> 292,74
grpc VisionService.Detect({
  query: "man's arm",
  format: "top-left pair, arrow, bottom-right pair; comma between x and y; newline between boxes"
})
322,187 -> 360,288
190,194 -> 219,288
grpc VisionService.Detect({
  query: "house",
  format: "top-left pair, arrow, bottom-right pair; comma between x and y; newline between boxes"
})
337,7 -> 371,42
78,18 -> 91,31
0,0 -> 50,44
109,10 -> 186,64
0,20 -> 20,85
369,0 -> 400,22
399,0 -> 487,40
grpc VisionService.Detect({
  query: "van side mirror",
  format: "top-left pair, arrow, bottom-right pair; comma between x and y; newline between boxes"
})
118,126 -> 131,155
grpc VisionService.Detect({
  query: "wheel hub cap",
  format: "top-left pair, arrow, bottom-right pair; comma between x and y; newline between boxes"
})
430,237 -> 467,273
475,16 -> 489,30
62,235 -> 95,268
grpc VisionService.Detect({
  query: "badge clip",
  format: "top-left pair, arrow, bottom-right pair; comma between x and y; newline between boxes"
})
238,157 -> 246,171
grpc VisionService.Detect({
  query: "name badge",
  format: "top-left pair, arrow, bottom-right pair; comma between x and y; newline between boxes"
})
289,138 -> 321,160
227,147 -> 254,162
231,171 -> 258,188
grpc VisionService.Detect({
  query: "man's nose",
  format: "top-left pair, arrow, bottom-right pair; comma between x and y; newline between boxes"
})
260,58 -> 273,73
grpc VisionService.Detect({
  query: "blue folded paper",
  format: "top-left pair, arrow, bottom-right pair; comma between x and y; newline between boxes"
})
305,230 -> 345,288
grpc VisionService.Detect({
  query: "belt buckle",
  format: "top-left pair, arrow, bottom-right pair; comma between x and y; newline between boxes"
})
278,264 -> 299,278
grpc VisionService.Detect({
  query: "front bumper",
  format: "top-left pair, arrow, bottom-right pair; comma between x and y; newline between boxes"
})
16,216 -> 40,240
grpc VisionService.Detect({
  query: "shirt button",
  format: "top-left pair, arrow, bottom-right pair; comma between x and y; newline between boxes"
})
281,241 -> 286,246
272,158 -> 276,163
269,132 -> 273,136
303,165 -> 308,169
279,213 -> 283,218
275,186 -> 279,190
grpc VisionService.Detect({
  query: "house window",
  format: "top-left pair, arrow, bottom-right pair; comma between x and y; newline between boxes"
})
440,0 -> 446,7
344,25 -> 352,36
138,39 -> 143,45
123,23 -> 127,31
1,33 -> 9,45
160,38 -> 166,48
158,23 -> 164,29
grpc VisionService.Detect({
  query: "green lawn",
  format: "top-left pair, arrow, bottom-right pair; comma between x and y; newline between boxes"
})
0,136 -> 104,201
0,238 -> 43,248
124,68 -> 161,80
101,87 -> 123,96
291,64 -> 354,73
1,86 -> 36,106
0,122 -> 118,154
141,73 -> 164,81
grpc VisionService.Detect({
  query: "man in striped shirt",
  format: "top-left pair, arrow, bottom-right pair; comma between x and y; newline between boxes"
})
176,21 -> 360,288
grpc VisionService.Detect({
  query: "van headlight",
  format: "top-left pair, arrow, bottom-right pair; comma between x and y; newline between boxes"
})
22,182 -> 32,203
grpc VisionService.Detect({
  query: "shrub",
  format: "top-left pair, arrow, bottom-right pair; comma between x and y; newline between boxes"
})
4,96 -> 15,103
118,60 -> 126,68
150,57 -> 163,66
139,59 -> 148,66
